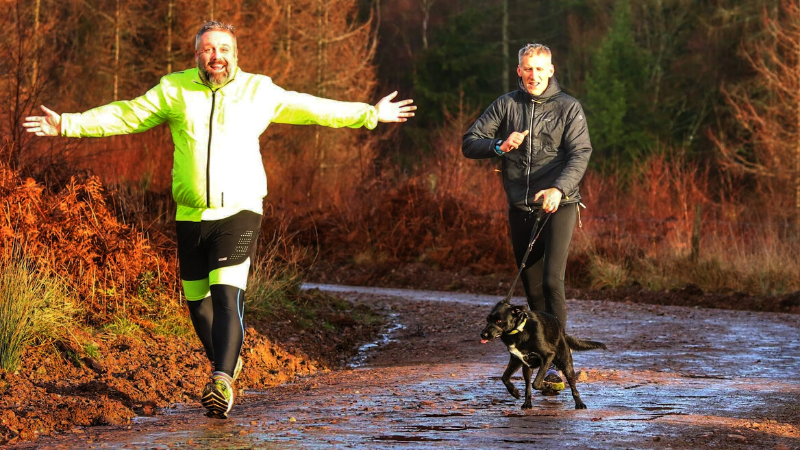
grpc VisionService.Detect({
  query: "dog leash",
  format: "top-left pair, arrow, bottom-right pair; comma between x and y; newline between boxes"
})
503,209 -> 551,303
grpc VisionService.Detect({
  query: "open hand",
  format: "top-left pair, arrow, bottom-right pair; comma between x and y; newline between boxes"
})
375,91 -> 416,123
23,105 -> 61,137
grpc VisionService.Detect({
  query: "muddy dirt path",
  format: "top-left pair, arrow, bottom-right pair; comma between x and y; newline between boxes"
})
15,285 -> 800,449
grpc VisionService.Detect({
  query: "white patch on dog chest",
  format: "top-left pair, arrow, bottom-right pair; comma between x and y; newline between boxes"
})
507,344 -> 529,366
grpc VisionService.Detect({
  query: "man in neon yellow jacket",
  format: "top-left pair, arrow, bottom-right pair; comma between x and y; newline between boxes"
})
24,20 -> 415,419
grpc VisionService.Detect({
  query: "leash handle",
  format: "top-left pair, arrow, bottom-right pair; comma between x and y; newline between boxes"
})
504,210 -> 551,302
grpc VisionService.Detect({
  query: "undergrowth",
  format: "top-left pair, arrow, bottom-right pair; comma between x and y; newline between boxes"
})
0,162 -> 180,324
245,223 -> 382,333
284,149 -> 800,298
571,153 -> 800,295
0,247 -> 77,372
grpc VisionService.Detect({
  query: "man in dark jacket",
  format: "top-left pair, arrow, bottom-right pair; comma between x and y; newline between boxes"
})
462,43 -> 592,393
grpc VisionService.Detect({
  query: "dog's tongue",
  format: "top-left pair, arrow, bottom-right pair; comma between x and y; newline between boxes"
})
480,339 -> 488,344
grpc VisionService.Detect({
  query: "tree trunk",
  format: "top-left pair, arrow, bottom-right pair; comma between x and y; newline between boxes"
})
421,0 -> 432,51
32,0 -> 41,86
316,0 -> 326,98
315,0 -> 328,195
114,0 -> 119,100
286,4 -> 292,58
502,0 -> 508,92
795,40 -> 800,239
11,0 -> 22,168
166,0 -> 173,73
794,29 -> 800,214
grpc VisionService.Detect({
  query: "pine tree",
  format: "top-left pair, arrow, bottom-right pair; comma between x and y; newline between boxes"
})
584,0 -> 652,171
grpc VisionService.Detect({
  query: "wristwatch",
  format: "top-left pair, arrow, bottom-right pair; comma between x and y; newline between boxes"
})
494,139 -> 504,156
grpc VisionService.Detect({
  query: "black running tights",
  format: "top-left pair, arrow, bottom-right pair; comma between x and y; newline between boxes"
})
187,284 -> 245,377
508,205 -> 577,330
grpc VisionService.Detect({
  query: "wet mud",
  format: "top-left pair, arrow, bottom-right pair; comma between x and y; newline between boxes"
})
15,285 -> 800,449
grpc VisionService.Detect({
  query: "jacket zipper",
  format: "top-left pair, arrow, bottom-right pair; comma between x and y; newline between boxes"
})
206,90 -> 217,208
525,98 -> 534,210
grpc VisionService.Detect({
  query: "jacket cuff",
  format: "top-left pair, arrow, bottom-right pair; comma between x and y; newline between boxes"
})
364,106 -> 378,130
60,113 -> 78,137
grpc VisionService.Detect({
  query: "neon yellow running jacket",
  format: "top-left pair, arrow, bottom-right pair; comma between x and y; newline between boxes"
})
60,67 -> 378,221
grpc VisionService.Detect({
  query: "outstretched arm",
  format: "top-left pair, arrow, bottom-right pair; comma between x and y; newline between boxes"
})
23,105 -> 61,137
23,84 -> 169,138
375,91 -> 416,123
272,89 -> 415,130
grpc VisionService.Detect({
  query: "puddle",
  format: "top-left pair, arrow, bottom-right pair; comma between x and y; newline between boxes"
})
348,313 -> 404,368
401,425 -> 482,432
373,435 -> 449,442
421,413 -> 470,417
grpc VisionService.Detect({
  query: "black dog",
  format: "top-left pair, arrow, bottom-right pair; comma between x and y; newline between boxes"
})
480,300 -> 606,410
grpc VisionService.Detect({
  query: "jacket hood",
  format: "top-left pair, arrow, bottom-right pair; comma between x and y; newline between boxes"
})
517,76 -> 561,101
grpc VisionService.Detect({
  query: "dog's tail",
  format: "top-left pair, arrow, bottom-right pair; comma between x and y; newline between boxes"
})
566,335 -> 607,351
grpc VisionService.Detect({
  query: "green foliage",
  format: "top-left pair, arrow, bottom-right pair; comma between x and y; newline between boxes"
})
412,5 -> 502,131
136,271 -> 159,303
584,0 -> 655,170
64,350 -> 83,368
245,254 -> 304,320
153,314 -> 194,338
245,245 -> 383,332
83,342 -> 101,359
103,316 -> 141,337
0,249 -> 77,372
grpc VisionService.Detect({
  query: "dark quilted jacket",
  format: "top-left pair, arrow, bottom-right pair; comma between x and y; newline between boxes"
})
462,77 -> 592,211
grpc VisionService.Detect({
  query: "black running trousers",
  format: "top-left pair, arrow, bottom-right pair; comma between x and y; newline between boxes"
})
508,205 -> 577,330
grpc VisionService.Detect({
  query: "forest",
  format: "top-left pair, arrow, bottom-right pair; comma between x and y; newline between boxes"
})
2,0 -> 800,373
3,0 -> 800,442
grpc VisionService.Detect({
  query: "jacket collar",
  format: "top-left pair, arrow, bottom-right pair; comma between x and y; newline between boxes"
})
192,66 -> 240,90
517,76 -> 561,102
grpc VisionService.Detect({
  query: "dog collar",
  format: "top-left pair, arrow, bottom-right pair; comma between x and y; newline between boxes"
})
506,318 -> 526,335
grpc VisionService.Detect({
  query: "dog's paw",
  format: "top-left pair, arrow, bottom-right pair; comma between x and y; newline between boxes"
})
508,388 -> 521,399
574,401 -> 587,410
521,402 -> 533,410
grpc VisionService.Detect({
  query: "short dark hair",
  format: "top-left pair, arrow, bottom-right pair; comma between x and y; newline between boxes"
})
195,20 -> 236,51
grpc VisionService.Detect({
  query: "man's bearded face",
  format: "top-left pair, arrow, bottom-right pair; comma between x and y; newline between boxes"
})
195,30 -> 237,88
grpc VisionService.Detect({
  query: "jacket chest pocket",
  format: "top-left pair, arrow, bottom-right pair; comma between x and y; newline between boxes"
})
535,111 -> 564,154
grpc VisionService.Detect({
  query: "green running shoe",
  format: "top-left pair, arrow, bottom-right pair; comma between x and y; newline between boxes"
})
201,377 -> 234,419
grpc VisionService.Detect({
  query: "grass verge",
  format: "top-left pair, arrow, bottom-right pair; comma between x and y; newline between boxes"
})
0,247 -> 77,372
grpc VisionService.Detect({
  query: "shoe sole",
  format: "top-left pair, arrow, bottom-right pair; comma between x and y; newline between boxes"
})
202,383 -> 232,418
205,410 -> 228,419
